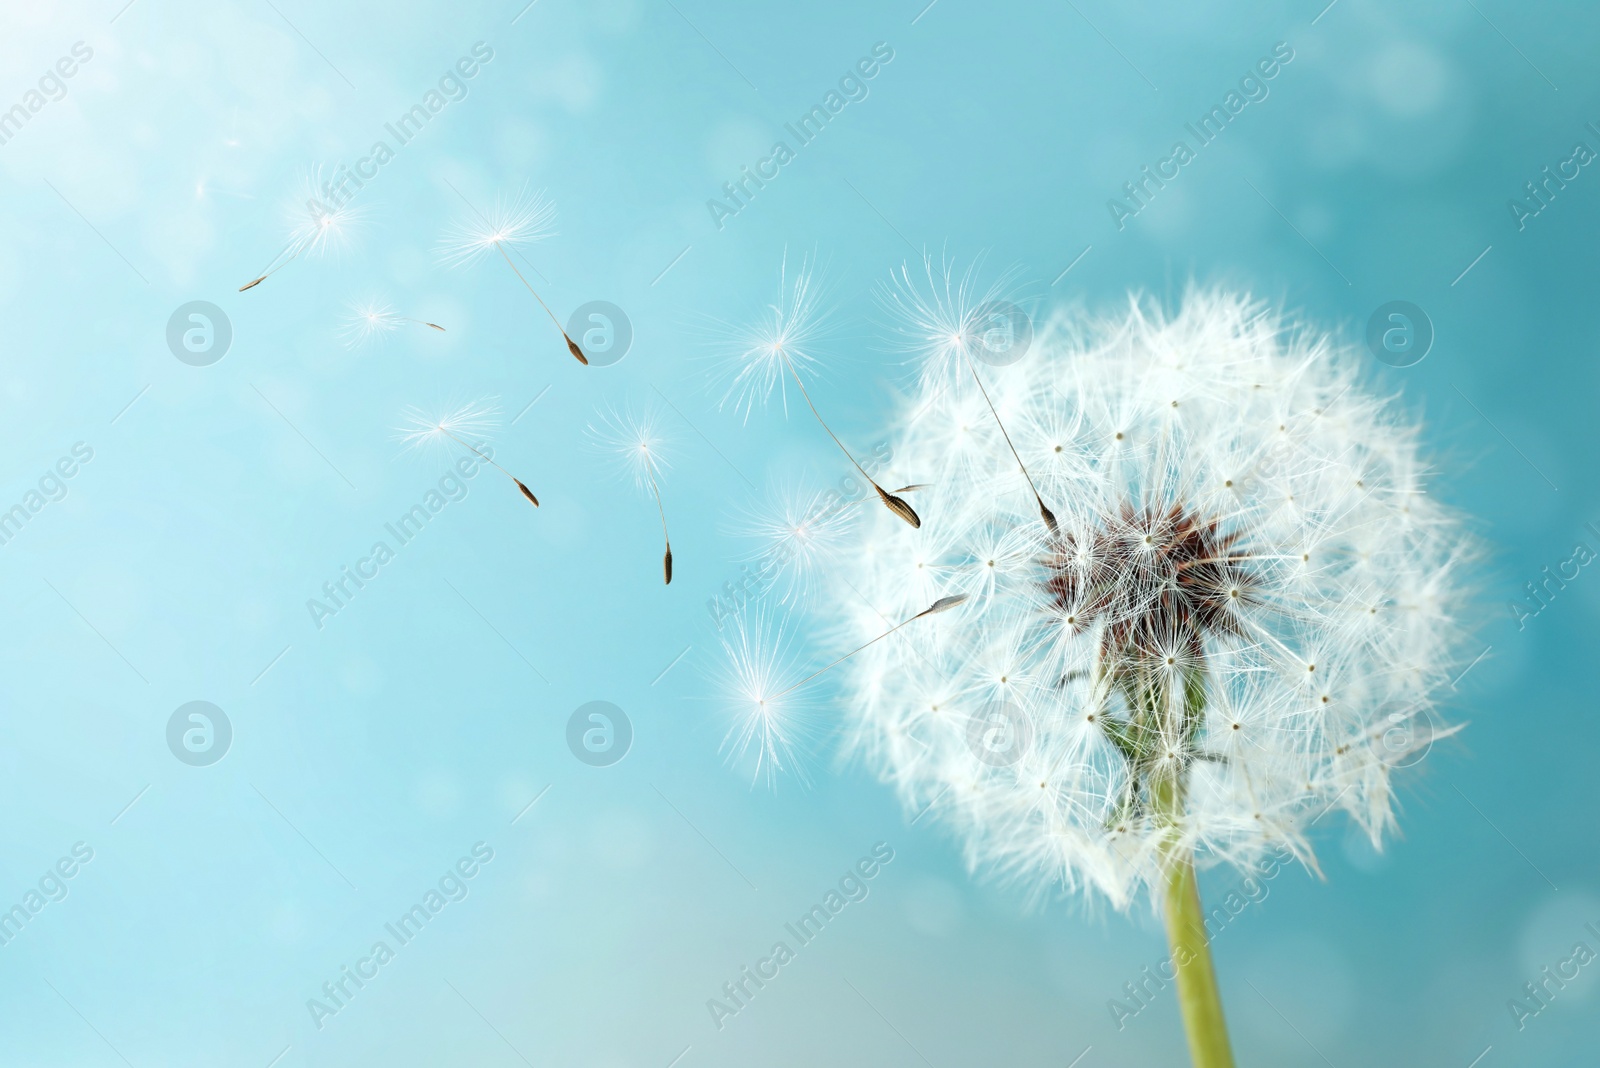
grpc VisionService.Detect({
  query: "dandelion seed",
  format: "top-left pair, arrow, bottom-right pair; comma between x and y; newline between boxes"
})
397,400 -> 540,508
341,298 -> 447,348
590,407 -> 673,584
719,252 -> 827,420
774,594 -> 967,700
735,483 -> 855,605
726,254 -> 920,529
718,612 -> 816,785
887,256 -> 1056,533
437,186 -> 587,364
240,166 -> 366,291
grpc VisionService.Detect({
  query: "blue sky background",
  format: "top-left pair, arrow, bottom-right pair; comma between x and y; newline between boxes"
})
0,0 -> 1595,1064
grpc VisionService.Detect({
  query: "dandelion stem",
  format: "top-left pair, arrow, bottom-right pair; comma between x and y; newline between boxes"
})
440,429 -> 505,475
1152,680 -> 1236,1068
496,244 -> 562,329
1162,855 -> 1235,1068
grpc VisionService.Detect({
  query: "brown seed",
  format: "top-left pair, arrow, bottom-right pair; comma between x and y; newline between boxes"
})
515,479 -> 540,507
878,487 -> 921,529
238,276 -> 266,292
663,545 -> 674,585
891,484 -> 929,494
565,333 -> 589,365
425,322 -> 446,331
1039,500 -> 1060,535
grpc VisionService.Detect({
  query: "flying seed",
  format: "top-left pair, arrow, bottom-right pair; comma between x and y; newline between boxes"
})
877,486 -> 922,529
774,595 -> 964,698
565,333 -> 589,365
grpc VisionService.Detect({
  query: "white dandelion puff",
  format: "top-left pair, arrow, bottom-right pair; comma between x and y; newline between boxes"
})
836,290 -> 1475,900
882,253 -> 1024,387
396,399 -> 502,453
719,251 -> 828,419
436,186 -> 557,268
718,611 -> 817,786
734,482 -> 858,605
818,287 -> 1477,1063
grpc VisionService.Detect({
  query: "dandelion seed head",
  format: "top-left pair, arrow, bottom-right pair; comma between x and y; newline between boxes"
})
883,254 -> 1025,387
827,288 -> 1476,909
719,252 -> 827,419
396,398 -> 501,453
589,406 -> 669,491
341,298 -> 405,348
289,166 -> 365,260
718,612 -> 816,786
437,186 -> 557,268
735,482 -> 856,605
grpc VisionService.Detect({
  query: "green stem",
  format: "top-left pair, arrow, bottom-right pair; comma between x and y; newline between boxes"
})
1107,659 -> 1235,1066
1146,667 -> 1234,1068
1162,850 -> 1236,1068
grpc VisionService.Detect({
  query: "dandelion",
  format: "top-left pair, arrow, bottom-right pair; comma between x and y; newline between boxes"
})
590,406 -> 674,584
724,254 -> 921,529
823,290 -> 1475,1067
239,166 -> 365,291
437,186 -> 587,365
341,298 -> 446,348
397,399 -> 540,508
